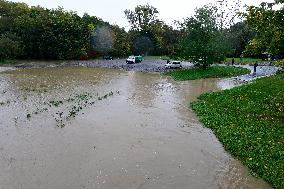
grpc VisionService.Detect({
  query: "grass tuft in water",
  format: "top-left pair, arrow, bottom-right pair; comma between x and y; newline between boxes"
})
49,100 -> 63,107
0,100 -> 10,106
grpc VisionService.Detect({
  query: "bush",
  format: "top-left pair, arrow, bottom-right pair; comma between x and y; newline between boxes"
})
0,33 -> 22,61
274,59 -> 284,68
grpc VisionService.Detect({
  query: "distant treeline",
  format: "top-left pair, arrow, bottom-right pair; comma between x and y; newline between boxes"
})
0,0 -> 130,60
1,0 -> 283,62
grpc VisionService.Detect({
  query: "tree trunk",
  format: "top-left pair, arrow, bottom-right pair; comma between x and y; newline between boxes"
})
202,63 -> 207,70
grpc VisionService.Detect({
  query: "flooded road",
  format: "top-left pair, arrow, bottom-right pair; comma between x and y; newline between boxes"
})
0,67 -> 271,189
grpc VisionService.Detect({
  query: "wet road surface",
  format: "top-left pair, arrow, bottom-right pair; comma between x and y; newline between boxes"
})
0,67 -> 271,189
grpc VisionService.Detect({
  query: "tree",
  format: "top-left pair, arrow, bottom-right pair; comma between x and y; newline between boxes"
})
225,22 -> 256,57
124,4 -> 159,32
92,26 -> 114,55
110,25 -> 131,57
125,4 -> 182,56
177,5 -> 229,69
0,33 -> 22,61
244,1 -> 284,58
160,24 -> 182,56
0,0 -> 130,60
125,4 -> 159,55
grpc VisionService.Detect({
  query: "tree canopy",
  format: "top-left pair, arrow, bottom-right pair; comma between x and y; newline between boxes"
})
124,4 -> 180,56
0,0 -> 130,60
224,22 -> 256,57
244,1 -> 284,58
177,6 -> 230,69
1,0 -> 283,62
124,4 -> 159,32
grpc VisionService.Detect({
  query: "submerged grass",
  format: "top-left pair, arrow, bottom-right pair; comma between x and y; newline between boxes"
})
0,100 -> 10,106
26,91 -> 119,128
165,66 -> 250,81
191,73 -> 284,189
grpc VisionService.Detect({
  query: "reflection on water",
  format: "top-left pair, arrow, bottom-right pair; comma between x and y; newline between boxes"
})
0,67 -> 271,189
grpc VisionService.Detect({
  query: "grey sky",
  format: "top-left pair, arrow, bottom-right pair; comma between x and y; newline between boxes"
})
10,0 -> 273,28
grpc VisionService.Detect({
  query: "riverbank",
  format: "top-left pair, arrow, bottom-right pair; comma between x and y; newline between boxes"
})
191,73 -> 284,189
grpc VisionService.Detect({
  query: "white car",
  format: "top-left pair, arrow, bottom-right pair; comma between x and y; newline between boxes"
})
126,56 -> 143,64
126,56 -> 136,64
165,61 -> 182,68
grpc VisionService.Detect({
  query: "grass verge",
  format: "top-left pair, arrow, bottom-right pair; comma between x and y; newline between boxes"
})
274,59 -> 284,69
191,73 -> 284,189
144,56 -> 169,60
225,57 -> 265,65
165,66 -> 250,81
0,60 -> 17,65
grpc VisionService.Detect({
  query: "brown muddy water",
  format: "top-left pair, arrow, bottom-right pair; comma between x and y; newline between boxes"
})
0,67 -> 271,189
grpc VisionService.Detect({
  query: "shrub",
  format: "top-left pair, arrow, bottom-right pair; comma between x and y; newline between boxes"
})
274,59 -> 284,68
0,33 -> 22,61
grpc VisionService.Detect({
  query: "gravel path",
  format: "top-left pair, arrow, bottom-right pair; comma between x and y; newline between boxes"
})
232,65 -> 281,82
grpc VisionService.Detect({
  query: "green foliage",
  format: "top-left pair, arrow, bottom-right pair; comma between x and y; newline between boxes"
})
177,6 -> 230,69
274,59 -> 284,68
92,26 -> 114,55
110,25 -> 131,57
0,32 -> 22,61
224,22 -> 256,57
0,0 -> 129,60
244,2 -> 284,57
165,66 -> 250,81
225,57 -> 264,65
143,55 -> 169,60
125,4 -> 181,56
125,4 -> 158,55
191,73 -> 284,189
124,4 -> 159,32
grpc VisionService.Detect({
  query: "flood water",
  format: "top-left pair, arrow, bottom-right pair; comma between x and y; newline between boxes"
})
0,67 -> 271,189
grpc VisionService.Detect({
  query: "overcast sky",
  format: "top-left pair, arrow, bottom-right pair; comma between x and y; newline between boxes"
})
10,0 -> 275,28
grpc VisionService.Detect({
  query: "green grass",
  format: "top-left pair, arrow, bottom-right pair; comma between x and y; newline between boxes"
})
225,57 -> 265,65
0,60 -> 17,65
274,59 -> 284,68
144,56 -> 169,60
165,66 -> 250,81
191,73 -> 284,189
